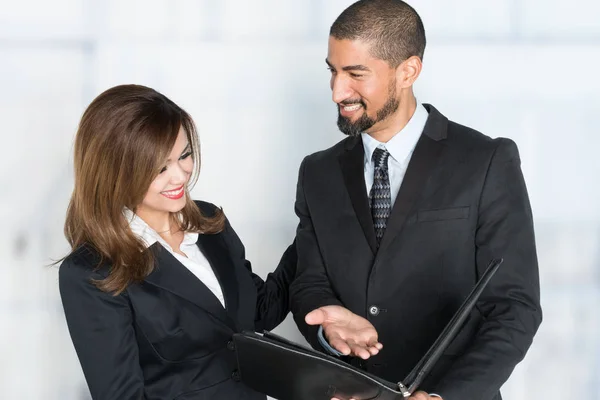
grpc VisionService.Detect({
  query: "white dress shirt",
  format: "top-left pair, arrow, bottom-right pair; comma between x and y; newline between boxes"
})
123,209 -> 225,307
362,102 -> 429,204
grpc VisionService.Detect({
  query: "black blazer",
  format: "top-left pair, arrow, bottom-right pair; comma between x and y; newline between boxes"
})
290,104 -> 542,400
59,201 -> 297,400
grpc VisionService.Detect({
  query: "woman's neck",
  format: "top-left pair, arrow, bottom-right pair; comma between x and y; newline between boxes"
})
136,208 -> 176,234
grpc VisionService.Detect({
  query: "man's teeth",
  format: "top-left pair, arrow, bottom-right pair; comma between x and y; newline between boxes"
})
343,104 -> 362,111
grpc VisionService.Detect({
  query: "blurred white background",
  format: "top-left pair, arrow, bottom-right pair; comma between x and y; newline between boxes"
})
0,0 -> 599,398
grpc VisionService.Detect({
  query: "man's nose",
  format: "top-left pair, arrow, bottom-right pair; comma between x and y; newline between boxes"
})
331,75 -> 354,104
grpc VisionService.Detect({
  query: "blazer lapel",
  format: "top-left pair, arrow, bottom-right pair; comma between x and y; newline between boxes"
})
144,243 -> 235,329
195,232 -> 240,328
339,137 -> 378,254
376,104 -> 448,256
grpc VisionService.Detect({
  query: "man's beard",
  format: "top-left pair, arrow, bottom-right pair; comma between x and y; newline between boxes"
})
336,83 -> 399,137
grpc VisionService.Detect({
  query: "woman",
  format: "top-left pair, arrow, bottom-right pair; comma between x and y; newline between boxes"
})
59,84 -> 297,399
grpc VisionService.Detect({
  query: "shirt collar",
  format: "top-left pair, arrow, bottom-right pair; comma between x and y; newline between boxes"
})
361,101 -> 429,166
123,208 -> 198,250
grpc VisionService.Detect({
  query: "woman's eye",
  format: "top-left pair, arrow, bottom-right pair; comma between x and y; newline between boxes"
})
158,150 -> 191,174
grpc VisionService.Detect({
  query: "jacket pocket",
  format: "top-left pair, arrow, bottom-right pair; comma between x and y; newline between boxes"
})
417,206 -> 470,222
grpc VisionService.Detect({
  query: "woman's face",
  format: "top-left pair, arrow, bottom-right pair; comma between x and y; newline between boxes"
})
137,127 -> 194,218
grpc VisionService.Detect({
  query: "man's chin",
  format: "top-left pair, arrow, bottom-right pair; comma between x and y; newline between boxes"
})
337,122 -> 362,136
337,115 -> 372,137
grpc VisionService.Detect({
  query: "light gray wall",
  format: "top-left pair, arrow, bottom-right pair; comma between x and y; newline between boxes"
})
0,0 -> 598,398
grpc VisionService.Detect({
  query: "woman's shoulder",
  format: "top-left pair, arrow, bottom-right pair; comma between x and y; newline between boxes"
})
192,199 -> 231,238
193,199 -> 222,217
59,244 -> 110,281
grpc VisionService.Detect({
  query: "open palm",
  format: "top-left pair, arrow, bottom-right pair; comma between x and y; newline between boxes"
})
306,305 -> 383,359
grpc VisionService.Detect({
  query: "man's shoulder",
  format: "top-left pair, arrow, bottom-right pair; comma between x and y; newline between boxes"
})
303,136 -> 357,164
446,119 -> 495,147
445,118 -> 519,155
424,103 -> 499,150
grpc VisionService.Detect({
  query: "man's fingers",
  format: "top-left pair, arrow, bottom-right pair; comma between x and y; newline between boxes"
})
328,335 -> 352,356
347,339 -> 372,360
365,339 -> 383,355
305,308 -> 327,326
367,345 -> 380,356
330,336 -> 380,358
365,336 -> 383,349
408,391 -> 430,400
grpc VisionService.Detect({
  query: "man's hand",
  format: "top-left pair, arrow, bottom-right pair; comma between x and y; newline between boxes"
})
408,391 -> 442,400
306,305 -> 382,359
332,391 -> 440,400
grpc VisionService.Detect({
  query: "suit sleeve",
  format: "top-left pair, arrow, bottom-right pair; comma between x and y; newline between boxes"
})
289,157 -> 343,350
59,259 -> 145,400
223,218 -> 297,332
431,138 -> 542,399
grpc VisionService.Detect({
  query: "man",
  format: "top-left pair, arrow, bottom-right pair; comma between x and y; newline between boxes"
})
290,1 -> 542,399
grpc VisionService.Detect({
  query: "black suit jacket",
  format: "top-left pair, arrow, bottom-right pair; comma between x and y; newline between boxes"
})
290,104 -> 542,400
59,201 -> 297,400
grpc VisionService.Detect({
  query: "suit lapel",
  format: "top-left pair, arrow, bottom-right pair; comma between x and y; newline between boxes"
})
376,104 -> 448,257
195,232 -> 240,327
144,243 -> 234,329
339,137 -> 378,254
143,231 -> 241,330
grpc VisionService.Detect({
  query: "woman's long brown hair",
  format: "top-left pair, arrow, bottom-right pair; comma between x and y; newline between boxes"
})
64,84 -> 224,294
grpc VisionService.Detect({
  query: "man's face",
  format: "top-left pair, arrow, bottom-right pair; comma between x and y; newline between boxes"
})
327,37 -> 399,136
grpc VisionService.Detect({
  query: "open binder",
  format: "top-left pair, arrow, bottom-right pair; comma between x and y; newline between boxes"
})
233,258 -> 503,400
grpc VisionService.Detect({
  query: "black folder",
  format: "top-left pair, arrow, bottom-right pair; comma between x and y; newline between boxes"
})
233,258 -> 503,400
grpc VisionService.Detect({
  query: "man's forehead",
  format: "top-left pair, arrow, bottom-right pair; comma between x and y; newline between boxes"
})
328,38 -> 372,58
328,37 -> 372,51
327,38 -> 390,70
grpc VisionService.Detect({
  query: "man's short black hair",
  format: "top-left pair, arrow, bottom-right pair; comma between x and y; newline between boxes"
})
330,0 -> 426,67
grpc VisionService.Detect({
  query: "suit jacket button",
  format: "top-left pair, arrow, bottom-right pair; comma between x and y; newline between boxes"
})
369,305 -> 380,316
227,340 -> 235,351
231,370 -> 241,382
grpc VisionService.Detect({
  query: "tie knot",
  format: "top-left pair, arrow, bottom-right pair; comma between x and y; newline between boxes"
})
372,147 -> 390,169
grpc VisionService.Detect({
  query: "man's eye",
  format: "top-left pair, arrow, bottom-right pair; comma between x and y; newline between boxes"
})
350,73 -> 363,78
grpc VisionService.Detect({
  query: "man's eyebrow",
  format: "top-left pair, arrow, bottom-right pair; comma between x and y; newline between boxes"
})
325,59 -> 370,72
342,65 -> 370,72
